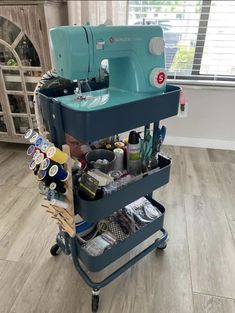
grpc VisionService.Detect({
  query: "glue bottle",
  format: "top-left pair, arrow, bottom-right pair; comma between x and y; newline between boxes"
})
127,131 -> 141,175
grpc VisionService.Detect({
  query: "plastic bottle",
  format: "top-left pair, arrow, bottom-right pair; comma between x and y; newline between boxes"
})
127,131 -> 141,175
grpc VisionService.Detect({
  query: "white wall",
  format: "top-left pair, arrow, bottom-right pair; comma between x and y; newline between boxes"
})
164,85 -> 235,150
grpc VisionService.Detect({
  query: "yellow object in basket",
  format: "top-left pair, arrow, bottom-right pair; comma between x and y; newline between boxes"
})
46,146 -> 68,164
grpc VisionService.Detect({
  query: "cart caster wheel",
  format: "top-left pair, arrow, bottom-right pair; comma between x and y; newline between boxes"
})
50,244 -> 61,256
157,241 -> 167,250
92,290 -> 100,312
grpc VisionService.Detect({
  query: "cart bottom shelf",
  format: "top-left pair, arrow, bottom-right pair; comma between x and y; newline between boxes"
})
75,198 -> 165,272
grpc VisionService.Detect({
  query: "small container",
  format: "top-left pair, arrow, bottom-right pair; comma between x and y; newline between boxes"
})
127,131 -> 141,175
85,149 -> 116,174
114,141 -> 125,149
113,148 -> 124,171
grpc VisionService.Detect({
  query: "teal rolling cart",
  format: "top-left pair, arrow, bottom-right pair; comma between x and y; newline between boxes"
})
39,83 -> 180,312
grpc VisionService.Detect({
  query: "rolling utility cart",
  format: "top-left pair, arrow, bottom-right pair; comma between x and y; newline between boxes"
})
39,83 -> 181,312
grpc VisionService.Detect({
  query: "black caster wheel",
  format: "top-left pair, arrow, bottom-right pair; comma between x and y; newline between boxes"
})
50,244 -> 62,256
157,241 -> 167,250
92,290 -> 100,312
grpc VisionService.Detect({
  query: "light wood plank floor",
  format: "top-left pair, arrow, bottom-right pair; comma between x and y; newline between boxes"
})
0,143 -> 234,313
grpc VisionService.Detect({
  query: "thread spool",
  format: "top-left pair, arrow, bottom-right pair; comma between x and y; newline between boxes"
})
37,170 -> 54,186
51,198 -> 68,209
24,128 -> 35,140
47,189 -> 65,202
29,160 -> 40,175
32,149 -> 40,160
113,148 -> 124,171
41,158 -> 57,171
114,141 -> 125,149
35,152 -> 45,165
47,146 -> 68,164
29,132 -> 39,144
41,139 -> 53,153
49,165 -> 69,181
50,182 -> 67,195
35,136 -> 44,149
38,181 -> 49,194
26,145 -> 36,157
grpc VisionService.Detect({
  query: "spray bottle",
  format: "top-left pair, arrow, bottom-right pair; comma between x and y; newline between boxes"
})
127,131 -> 141,175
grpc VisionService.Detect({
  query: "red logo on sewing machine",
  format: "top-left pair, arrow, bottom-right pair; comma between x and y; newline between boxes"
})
156,72 -> 165,85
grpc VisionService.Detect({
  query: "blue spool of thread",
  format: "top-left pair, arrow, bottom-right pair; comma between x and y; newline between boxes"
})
49,182 -> 67,195
49,165 -> 69,181
27,145 -> 36,156
35,136 -> 44,148
47,189 -> 65,202
41,158 -> 51,170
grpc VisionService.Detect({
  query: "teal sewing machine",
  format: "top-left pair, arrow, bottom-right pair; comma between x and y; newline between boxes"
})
39,25 -> 181,143
50,25 -> 167,111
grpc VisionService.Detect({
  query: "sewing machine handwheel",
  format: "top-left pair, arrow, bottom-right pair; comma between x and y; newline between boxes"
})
92,294 -> 99,312
50,243 -> 62,256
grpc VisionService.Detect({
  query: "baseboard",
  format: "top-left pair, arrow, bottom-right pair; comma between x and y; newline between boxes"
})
165,136 -> 235,151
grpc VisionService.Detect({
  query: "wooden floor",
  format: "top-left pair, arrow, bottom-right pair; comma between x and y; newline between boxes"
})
0,142 -> 234,313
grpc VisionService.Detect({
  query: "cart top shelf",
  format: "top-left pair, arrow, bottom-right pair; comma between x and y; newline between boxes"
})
54,87 -> 168,112
39,84 -> 181,144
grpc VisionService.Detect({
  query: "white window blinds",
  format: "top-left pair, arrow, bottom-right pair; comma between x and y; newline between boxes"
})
128,0 -> 235,82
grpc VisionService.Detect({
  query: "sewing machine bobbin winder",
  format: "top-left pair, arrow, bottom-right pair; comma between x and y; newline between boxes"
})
39,25 -> 181,312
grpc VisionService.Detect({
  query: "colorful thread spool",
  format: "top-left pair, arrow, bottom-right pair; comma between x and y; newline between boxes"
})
29,159 -> 37,170
29,132 -> 39,144
40,158 -> 56,171
35,152 -> 45,165
38,181 -> 49,195
41,139 -> 53,153
47,189 -> 65,202
29,160 -> 40,175
25,128 -> 35,140
27,145 -> 36,157
32,149 -> 40,160
114,141 -> 125,149
47,146 -> 68,164
50,182 -> 67,195
37,170 -> 54,186
49,165 -> 69,181
35,136 -> 44,149
51,198 -> 68,209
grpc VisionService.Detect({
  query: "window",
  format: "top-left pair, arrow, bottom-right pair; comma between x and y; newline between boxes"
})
128,0 -> 235,83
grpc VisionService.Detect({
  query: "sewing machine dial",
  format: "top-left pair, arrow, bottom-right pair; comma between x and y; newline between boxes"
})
149,68 -> 166,88
149,37 -> 165,55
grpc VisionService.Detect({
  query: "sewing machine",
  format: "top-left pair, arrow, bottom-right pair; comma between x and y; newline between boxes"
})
49,25 -> 167,111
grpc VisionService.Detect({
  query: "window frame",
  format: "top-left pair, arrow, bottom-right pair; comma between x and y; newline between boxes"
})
128,0 -> 235,86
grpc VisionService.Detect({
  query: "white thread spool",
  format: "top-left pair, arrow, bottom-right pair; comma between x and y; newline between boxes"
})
51,198 -> 69,209
113,148 -> 124,171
